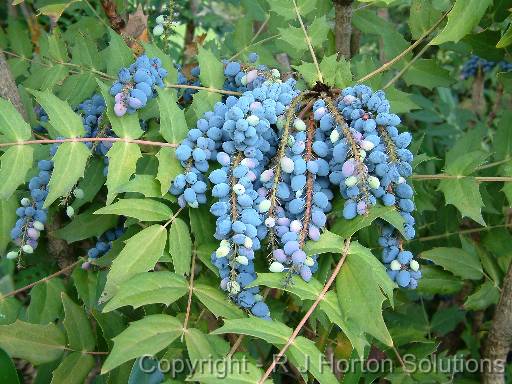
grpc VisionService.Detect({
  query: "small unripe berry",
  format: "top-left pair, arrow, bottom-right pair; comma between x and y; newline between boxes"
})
390,260 -> 401,271
269,261 -> 285,273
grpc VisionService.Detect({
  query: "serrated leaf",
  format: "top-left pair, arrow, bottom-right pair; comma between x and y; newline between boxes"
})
51,352 -> 94,384
197,46 -> 224,89
71,267 -> 99,310
268,0 -> 317,21
409,0 -> 442,40
0,320 -> 65,365
403,59 -> 454,90
0,195 -> 17,255
95,198 -> 172,222
105,142 -> 142,204
37,1 -> 80,21
45,142 -> 91,207
103,272 -> 188,312
62,293 -> 95,351
438,178 -> 485,225
156,147 -> 182,196
71,158 -> 106,210
417,265 -> 464,295
0,146 -> 33,199
420,247 -> 483,280
55,208 -> 117,243
303,229 -> 345,257
445,151 -> 487,175
497,23 -> 512,48
57,73 -> 97,107
430,0 -> 492,45
101,314 -> 182,373
212,318 -> 338,384
168,218 -> 192,276
336,242 -> 394,348
27,279 -> 65,324
98,80 -> 144,139
249,273 -> 322,301
106,28 -> 133,76
330,205 -> 406,239
28,89 -> 84,138
156,88 -> 188,143
464,281 -> 500,310
193,284 -> 244,319
101,225 -> 167,301
0,347 -> 19,384
431,307 -> 466,336
293,61 -> 320,87
0,98 -> 31,140
116,174 -> 162,197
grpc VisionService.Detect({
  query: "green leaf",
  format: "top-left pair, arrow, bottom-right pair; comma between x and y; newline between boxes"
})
71,267 -> 99,310
187,360 -> 272,384
45,142 -> 91,207
37,1 -> 80,21
430,0 -> 493,45
403,59 -> 454,90
98,81 -> 144,139
293,61 -> 320,87
497,23 -> 512,48
28,89 -> 84,138
116,175 -> 162,197
0,298 -> 21,325
417,265 -> 464,295
185,328 -> 228,362
336,242 -> 394,348
185,91 -> 221,126
431,307 -> 466,335
464,281 -> 500,310
250,273 -> 322,301
445,151 -> 487,175
103,271 -> 188,312
197,46 -> 224,89
0,98 -> 31,140
27,279 -> 65,324
55,207 -> 117,243
105,142 -> 142,204
156,88 -> 188,143
438,178 -> 485,225
268,0 -> 317,20
142,43 -> 178,83
212,318 -> 338,384
304,230 -> 344,256
71,158 -> 106,210
105,28 -> 133,76
0,195 -> 17,255
95,198 -> 172,222
409,0 -> 442,40
51,352 -> 94,384
193,283 -> 244,319
101,224 -> 167,301
156,147 -> 182,196
330,205 -> 406,239
421,247 -> 483,280
386,87 -> 420,114
0,146 -> 33,199
189,205 -> 217,246
319,54 -> 352,88
0,320 -> 65,365
57,73 -> 97,107
101,314 -> 182,374
0,347 -> 20,384
494,111 -> 512,161
168,218 -> 192,276
62,293 -> 95,351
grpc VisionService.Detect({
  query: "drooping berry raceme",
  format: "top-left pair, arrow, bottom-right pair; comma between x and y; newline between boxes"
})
460,55 -> 512,80
7,159 -> 53,258
82,225 -> 125,269
110,55 -> 168,117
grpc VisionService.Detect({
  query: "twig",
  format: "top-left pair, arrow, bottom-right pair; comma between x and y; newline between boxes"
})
0,137 -> 178,148
292,0 -> 323,83
383,43 -> 430,89
407,223 -> 512,243
412,174 -> 512,182
476,158 -> 512,171
356,10 -> 448,83
166,83 -> 241,96
483,262 -> 512,384
0,260 -> 81,300
182,250 -> 197,337
258,238 -> 352,383
163,207 -> 184,228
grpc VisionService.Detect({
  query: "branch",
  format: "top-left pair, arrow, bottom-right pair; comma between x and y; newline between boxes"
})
412,174 -> 512,182
0,51 -> 27,119
182,250 -> 197,337
356,10 -> 448,83
483,261 -> 512,384
0,137 -> 179,148
333,0 -> 354,59
100,0 -> 126,32
0,260 -> 81,300
258,238 -> 352,383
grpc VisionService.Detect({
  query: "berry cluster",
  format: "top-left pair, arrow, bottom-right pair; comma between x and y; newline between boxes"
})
82,225 -> 125,269
6,159 -> 53,259
110,55 -> 168,116
176,65 -> 200,103
460,55 -> 512,79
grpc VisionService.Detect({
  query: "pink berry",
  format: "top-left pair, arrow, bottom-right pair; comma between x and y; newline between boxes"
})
246,70 -> 259,84
114,92 -> 124,103
114,102 -> 127,117
342,159 -> 356,177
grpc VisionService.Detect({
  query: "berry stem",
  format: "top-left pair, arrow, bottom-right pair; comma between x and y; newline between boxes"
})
376,124 -> 398,163
258,238 -> 352,384
166,83 -> 242,96
299,114 -> 316,247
